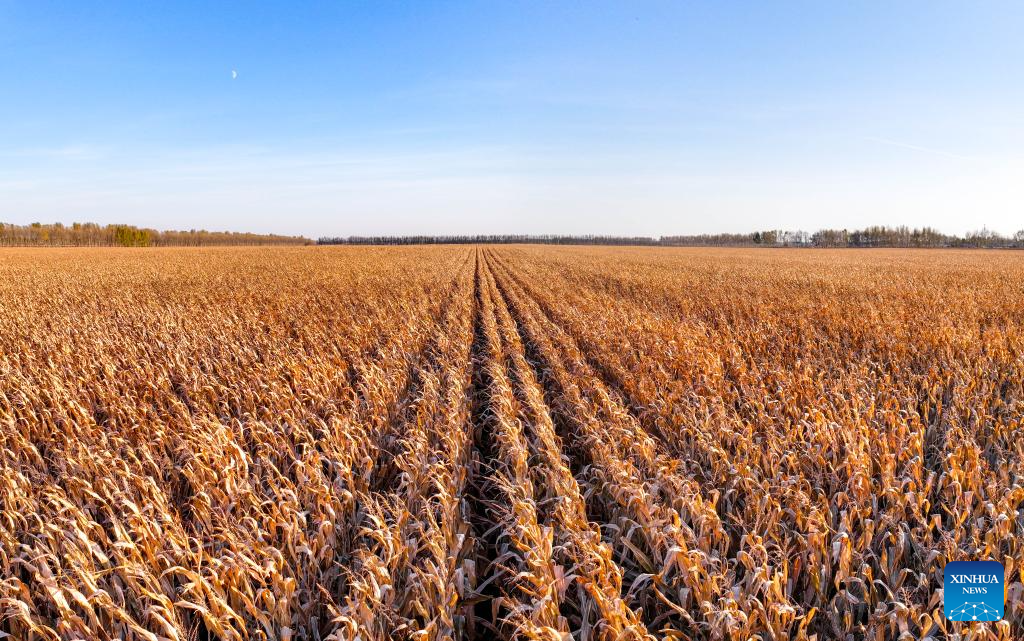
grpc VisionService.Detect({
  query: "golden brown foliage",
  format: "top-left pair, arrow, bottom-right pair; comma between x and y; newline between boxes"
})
1,246 -> 1021,640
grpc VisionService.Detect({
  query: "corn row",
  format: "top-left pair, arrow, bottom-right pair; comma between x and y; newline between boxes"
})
485,251 -> 784,640
470,255 -> 570,638
327,253 -> 477,639
482,254 -> 655,641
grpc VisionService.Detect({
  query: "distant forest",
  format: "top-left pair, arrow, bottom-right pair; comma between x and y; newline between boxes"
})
0,222 -> 311,247
4,222 -> 1022,249
321,226 -> 1024,248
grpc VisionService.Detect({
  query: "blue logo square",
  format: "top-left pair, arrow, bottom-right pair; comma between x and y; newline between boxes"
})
944,561 -> 1004,621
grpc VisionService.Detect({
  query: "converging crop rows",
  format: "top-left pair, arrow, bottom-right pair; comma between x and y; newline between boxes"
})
1,246 -> 1022,640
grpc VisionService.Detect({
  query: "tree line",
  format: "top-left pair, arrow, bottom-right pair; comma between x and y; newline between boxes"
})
321,226 -> 1024,248
667,226 -> 1024,248
4,222 -> 1021,249
320,234 -> 662,246
0,222 -> 311,247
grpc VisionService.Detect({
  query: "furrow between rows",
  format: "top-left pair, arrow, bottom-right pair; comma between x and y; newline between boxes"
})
486,250 -> 767,638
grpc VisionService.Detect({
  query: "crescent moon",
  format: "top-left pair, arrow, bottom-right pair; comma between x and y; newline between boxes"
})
231,70 -> 238,79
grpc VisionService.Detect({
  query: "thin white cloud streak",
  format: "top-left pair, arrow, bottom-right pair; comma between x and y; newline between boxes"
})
1,145 -> 107,160
863,136 -> 975,161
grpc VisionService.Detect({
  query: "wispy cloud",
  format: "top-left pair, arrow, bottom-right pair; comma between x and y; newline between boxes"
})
864,136 -> 975,161
3,145 -> 107,161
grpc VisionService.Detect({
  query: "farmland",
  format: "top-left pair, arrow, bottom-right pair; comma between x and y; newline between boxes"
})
1,246 -> 1022,640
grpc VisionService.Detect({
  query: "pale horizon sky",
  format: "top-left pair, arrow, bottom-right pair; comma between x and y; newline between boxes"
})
2,2 -> 1023,238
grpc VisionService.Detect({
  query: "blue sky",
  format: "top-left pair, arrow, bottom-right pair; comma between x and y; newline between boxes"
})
2,1 -> 1022,237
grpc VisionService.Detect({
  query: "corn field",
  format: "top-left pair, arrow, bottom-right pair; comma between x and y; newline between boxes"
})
1,245 -> 1022,641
